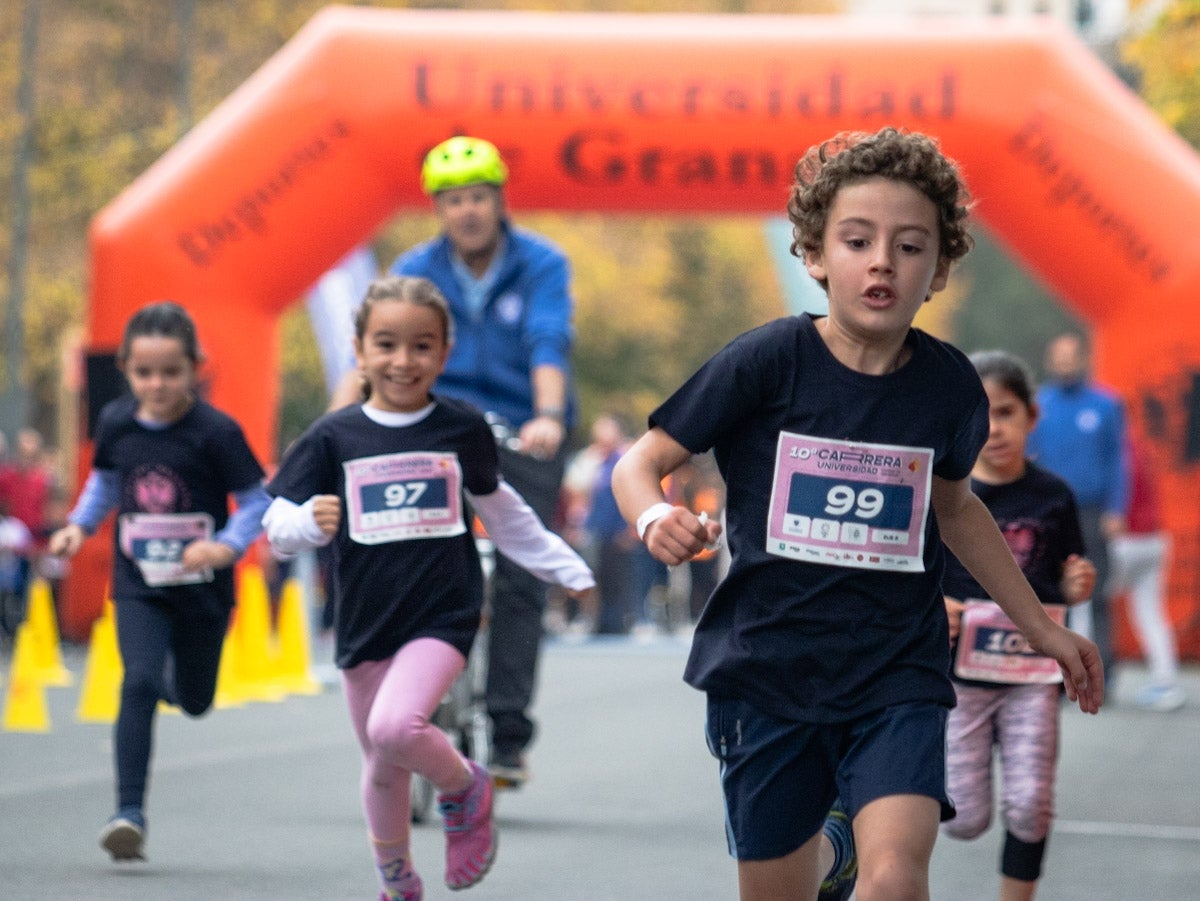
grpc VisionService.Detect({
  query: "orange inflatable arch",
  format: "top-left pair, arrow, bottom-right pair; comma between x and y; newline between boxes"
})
71,7 -> 1200,649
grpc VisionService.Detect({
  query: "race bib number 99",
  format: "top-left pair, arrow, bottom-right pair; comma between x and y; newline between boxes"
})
766,433 -> 933,571
343,451 -> 465,545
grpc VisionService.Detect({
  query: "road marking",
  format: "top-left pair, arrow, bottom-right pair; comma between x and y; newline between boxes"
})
1057,820 -> 1200,842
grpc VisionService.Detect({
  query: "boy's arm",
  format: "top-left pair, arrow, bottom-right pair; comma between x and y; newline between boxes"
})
611,427 -> 720,566
932,474 -> 1104,713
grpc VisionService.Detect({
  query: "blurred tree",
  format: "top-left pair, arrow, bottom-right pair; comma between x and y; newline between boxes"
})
949,227 -> 1082,377
1123,0 -> 1200,149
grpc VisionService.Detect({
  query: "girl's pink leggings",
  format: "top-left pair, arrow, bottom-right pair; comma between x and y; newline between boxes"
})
342,637 -> 470,844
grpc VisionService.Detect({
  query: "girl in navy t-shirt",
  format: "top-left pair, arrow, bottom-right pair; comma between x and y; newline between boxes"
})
49,302 -> 270,863
264,276 -> 592,900
941,350 -> 1095,899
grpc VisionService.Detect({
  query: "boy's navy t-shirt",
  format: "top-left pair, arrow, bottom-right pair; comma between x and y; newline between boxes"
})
653,314 -> 988,723
92,395 -> 265,615
267,397 -> 499,668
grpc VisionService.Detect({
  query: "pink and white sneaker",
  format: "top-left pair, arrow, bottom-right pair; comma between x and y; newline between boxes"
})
436,760 -> 496,890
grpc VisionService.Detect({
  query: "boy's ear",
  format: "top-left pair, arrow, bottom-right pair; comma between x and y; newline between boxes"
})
804,249 -> 827,283
929,257 -> 951,295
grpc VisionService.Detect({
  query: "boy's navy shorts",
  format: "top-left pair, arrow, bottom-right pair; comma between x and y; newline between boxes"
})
705,695 -> 956,861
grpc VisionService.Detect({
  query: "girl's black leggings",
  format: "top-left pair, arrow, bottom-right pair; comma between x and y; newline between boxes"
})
113,595 -> 229,811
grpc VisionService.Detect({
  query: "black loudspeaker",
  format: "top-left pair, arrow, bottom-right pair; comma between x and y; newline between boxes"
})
1184,371 -> 1200,463
84,352 -> 126,439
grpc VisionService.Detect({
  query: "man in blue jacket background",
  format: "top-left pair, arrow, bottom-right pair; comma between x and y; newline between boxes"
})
1029,330 -> 1128,688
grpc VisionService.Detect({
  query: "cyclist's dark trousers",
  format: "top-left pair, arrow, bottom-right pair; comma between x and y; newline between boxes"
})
487,442 -> 567,756
113,595 -> 229,810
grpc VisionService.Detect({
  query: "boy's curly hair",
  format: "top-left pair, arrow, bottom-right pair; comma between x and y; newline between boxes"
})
787,127 -> 973,266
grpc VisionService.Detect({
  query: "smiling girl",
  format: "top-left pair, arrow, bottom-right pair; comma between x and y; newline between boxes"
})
262,275 -> 592,901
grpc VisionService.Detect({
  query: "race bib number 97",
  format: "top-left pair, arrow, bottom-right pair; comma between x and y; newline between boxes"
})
343,451 -> 464,545
766,433 -> 933,571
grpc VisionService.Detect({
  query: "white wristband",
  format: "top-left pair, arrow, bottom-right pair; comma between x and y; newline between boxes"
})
636,502 -> 676,541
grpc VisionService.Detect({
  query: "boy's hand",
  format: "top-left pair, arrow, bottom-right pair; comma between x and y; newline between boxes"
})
1028,621 -> 1105,714
644,507 -> 722,566
48,524 -> 86,559
1060,554 -> 1096,605
312,495 -> 342,537
943,596 -> 964,643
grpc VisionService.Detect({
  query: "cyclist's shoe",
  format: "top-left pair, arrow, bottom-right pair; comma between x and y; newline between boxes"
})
438,760 -> 496,890
818,800 -> 857,901
99,806 -> 146,862
488,748 -> 529,790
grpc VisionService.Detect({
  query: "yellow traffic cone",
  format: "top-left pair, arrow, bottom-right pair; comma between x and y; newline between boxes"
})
232,566 -> 286,703
237,565 -> 285,702
26,578 -> 74,688
214,615 -> 246,709
274,577 -> 321,696
76,601 -> 123,724
3,622 -> 51,732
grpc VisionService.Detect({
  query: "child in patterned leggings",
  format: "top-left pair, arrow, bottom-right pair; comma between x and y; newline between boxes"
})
942,350 -> 1096,901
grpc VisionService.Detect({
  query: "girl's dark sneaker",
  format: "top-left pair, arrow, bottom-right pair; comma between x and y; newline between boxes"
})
99,806 -> 146,861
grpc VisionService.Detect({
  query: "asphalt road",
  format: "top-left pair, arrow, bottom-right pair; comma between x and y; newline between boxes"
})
2,635 -> 1199,900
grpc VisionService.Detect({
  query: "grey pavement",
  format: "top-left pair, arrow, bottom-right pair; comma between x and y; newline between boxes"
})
2,634 -> 1199,899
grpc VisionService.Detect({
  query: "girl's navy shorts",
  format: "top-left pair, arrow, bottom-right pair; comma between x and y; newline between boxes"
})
705,694 -> 955,861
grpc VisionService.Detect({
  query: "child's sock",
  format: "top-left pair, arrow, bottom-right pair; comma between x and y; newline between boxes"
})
372,836 -> 423,901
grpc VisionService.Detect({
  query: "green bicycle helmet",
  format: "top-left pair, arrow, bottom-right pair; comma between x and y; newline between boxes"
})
420,136 -> 509,195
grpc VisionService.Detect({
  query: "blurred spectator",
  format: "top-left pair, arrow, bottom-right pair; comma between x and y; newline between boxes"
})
0,497 -> 34,640
579,413 -> 640,635
1107,438 -> 1185,711
36,485 -> 72,623
666,454 -> 726,626
1028,332 -> 1128,687
0,427 -> 56,614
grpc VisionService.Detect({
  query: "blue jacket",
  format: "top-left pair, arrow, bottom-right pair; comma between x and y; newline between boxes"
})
390,222 -> 576,430
1028,381 -> 1128,515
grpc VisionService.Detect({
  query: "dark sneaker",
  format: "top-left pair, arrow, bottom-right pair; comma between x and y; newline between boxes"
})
99,807 -> 146,862
437,760 -> 496,890
488,748 -> 529,789
818,801 -> 857,901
